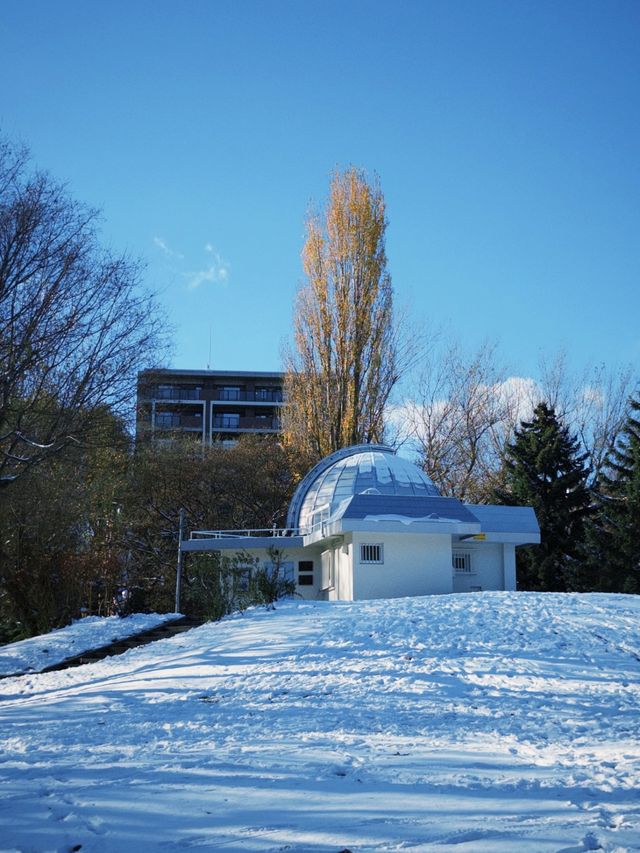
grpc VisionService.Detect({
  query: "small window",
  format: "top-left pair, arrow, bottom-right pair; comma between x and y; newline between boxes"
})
298,560 -> 314,586
156,384 -> 176,400
452,551 -> 472,573
360,543 -> 383,564
215,413 -> 240,429
156,412 -> 180,427
221,386 -> 242,401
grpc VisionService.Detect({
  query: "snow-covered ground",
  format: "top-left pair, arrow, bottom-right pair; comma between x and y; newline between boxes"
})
0,592 -> 639,852
0,612 -> 183,676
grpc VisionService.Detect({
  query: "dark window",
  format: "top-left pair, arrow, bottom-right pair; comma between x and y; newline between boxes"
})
221,386 -> 242,401
298,560 -> 314,586
156,412 -> 181,427
156,385 -> 200,400
214,413 -> 240,429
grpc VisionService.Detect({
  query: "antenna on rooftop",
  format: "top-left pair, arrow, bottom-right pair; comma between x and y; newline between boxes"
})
207,325 -> 212,370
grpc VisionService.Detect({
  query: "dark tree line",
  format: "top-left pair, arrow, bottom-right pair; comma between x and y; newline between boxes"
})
496,395 -> 640,593
0,135 -> 169,636
587,396 -> 640,593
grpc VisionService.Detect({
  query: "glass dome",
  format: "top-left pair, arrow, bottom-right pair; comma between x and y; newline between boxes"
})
287,444 -> 441,530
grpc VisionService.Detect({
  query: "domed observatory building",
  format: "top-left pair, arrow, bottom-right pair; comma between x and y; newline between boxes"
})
183,445 -> 540,600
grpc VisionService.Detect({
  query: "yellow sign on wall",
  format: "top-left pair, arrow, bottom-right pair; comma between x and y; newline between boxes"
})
472,533 -> 486,541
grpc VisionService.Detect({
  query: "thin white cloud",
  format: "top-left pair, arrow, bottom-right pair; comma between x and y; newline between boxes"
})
493,376 -> 541,423
185,244 -> 230,291
391,375 -> 543,449
580,385 -> 605,408
153,237 -> 229,289
153,237 -> 184,259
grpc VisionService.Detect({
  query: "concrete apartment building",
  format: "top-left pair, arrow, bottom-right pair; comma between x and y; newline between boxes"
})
136,369 -> 284,446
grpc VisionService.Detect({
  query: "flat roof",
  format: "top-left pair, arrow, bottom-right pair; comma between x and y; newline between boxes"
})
138,368 -> 284,380
464,504 -> 540,535
340,494 -> 479,523
182,535 -> 304,552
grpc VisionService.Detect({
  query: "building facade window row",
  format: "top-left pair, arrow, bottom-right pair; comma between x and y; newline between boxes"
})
136,369 -> 285,446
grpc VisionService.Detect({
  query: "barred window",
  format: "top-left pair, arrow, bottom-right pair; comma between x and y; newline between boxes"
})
452,551 -> 472,573
360,543 -> 383,564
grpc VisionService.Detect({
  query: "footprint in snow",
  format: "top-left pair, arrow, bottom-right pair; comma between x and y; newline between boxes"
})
556,832 -> 603,853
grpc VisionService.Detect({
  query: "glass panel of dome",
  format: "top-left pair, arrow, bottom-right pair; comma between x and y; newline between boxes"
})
359,454 -> 373,473
321,466 -> 341,488
303,482 -> 321,505
334,482 -> 356,498
316,483 -> 339,505
373,458 -> 393,483
322,467 -> 341,486
377,480 -> 396,495
394,467 -> 411,485
356,476 -> 375,492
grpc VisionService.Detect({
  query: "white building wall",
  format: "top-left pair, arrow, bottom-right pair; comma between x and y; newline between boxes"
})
503,543 -> 516,591
215,534 -> 516,603
320,539 -> 353,601
352,532 -> 453,601
452,542 -> 505,592
223,546 -> 324,600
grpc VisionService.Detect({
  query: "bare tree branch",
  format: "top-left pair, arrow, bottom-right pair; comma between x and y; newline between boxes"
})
0,138 -> 168,484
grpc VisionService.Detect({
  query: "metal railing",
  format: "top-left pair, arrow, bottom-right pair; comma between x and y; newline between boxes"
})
190,527 -> 304,539
155,414 -> 203,429
213,389 -> 284,402
155,387 -> 201,400
213,415 -> 280,431
308,505 -> 331,535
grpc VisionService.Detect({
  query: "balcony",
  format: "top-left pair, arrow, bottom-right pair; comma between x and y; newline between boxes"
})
212,415 -> 281,432
212,389 -> 283,403
155,414 -> 203,430
155,386 -> 201,401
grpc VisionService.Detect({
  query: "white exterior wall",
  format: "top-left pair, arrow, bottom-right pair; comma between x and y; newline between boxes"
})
219,547 -> 324,600
291,547 -> 324,600
503,543 -> 516,591
351,532 -> 453,601
322,540 -> 353,601
211,533 -> 518,603
452,542 -> 506,592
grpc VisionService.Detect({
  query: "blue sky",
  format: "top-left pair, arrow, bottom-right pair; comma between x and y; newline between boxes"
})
1,0 -> 638,384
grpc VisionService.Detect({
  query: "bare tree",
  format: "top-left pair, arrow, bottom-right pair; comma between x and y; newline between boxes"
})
404,340 -> 537,502
537,352 -> 636,485
0,138 -> 166,485
283,168 -> 409,462
406,336 -> 637,501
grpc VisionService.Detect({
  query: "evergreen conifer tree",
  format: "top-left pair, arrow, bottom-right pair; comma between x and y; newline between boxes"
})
496,402 -> 591,591
588,395 -> 640,593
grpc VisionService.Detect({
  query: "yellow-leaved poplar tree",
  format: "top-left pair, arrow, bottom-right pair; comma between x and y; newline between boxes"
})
283,168 -> 399,463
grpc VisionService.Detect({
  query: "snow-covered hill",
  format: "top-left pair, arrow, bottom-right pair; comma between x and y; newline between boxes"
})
1,592 -> 639,852
0,612 -> 183,676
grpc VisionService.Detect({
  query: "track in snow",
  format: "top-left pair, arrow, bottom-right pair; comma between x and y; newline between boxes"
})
0,592 -> 639,852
